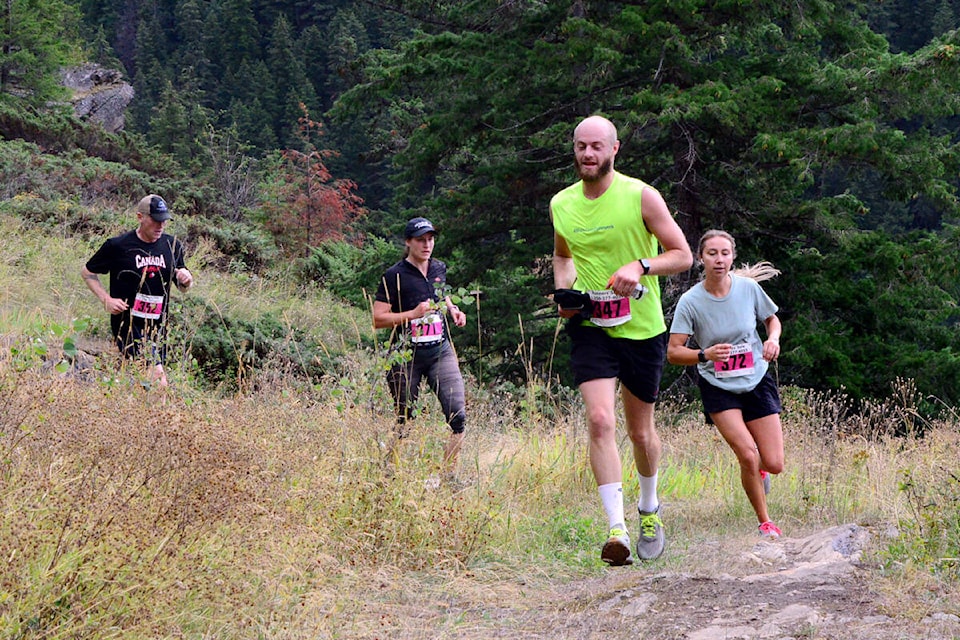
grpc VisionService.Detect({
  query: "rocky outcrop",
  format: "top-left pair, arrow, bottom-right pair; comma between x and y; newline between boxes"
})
60,63 -> 134,133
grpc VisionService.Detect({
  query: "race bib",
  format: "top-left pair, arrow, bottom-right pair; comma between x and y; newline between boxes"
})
586,290 -> 632,328
714,343 -> 755,378
131,293 -> 164,320
410,312 -> 443,344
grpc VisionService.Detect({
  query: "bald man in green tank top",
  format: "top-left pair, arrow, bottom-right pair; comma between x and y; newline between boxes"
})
551,115 -> 692,565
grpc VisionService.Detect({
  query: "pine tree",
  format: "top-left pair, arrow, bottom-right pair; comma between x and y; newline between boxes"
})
333,0 -> 960,392
266,14 -> 319,147
1,0 -> 82,107
148,75 -> 211,166
129,5 -> 173,131
259,103 -> 365,255
932,0 -> 957,37
324,8 -> 368,102
174,0 -> 212,93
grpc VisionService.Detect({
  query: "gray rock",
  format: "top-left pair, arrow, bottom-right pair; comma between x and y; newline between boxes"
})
60,63 -> 134,133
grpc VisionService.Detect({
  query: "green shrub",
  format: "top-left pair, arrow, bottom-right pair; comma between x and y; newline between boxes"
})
302,235 -> 399,307
186,219 -> 278,272
882,466 -> 960,579
184,298 -> 334,390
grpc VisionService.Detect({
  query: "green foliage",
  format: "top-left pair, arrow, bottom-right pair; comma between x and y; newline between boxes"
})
7,317 -> 91,373
147,77 -> 213,169
5,0 -> 960,412
781,227 -> 960,407
330,0 -> 960,396
0,106 -> 172,176
881,467 -> 960,578
185,297 -> 333,390
185,219 -> 278,272
0,139 -> 154,204
0,0 -> 83,108
302,234 -> 398,307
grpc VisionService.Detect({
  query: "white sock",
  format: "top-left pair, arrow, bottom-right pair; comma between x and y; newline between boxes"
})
598,482 -> 625,530
637,472 -> 659,513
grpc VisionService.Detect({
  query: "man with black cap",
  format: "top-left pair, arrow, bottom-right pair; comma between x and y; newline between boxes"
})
373,217 -> 468,480
81,194 -> 194,387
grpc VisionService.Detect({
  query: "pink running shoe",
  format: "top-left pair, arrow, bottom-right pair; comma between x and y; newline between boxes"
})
758,521 -> 782,539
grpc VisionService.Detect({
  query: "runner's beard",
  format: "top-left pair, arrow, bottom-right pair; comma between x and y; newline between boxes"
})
575,157 -> 613,182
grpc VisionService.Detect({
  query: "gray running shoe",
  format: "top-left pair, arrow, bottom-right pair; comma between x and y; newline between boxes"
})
601,527 -> 634,566
760,470 -> 771,495
636,505 -> 665,560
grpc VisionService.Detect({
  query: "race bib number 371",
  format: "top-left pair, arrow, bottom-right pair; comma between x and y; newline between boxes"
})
714,343 -> 755,378
411,312 -> 443,344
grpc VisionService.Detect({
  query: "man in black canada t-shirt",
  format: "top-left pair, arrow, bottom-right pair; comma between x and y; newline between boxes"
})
82,194 -> 194,387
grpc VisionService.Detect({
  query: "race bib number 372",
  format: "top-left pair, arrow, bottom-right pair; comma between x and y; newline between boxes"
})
714,343 -> 755,378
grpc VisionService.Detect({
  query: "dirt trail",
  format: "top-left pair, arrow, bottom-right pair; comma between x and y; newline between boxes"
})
441,524 -> 960,639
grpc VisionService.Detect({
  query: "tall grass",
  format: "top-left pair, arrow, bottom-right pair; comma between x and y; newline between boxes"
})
1,213 -> 958,637
2,330 -> 958,638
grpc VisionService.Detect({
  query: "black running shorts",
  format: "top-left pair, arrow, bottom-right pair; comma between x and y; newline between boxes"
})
698,369 -> 782,424
567,321 -> 666,403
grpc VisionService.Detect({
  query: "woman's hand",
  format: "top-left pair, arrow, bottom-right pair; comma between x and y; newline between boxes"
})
412,300 -> 434,319
448,306 -> 467,327
762,338 -> 780,362
704,343 -> 732,362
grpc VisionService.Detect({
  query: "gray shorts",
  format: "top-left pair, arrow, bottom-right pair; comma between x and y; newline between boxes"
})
386,340 -> 466,433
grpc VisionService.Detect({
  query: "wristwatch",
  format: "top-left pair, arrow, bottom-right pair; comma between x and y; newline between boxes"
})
697,349 -> 707,363
639,258 -> 651,275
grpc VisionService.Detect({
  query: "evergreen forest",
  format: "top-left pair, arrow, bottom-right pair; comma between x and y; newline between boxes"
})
4,0 -> 960,413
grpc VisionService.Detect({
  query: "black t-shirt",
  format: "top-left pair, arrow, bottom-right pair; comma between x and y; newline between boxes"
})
375,258 -> 450,346
85,230 -> 187,338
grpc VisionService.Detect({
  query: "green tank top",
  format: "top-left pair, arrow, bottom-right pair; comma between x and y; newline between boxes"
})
551,171 -> 665,340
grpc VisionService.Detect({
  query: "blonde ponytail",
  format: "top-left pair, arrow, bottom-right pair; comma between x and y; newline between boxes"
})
733,261 -> 780,282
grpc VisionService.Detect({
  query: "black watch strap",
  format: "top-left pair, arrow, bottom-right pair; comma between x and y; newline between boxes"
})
697,349 -> 707,363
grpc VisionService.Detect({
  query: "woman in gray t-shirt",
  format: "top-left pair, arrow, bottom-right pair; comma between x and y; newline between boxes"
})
668,230 -> 784,540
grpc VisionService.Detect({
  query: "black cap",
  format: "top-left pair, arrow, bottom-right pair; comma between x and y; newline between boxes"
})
404,217 -> 437,238
137,194 -> 172,222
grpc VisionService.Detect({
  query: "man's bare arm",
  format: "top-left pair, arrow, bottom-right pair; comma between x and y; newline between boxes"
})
82,266 -> 128,314
640,187 -> 692,275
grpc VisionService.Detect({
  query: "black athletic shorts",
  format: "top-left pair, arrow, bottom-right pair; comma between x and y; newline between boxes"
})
567,320 -> 666,404
697,369 -> 782,424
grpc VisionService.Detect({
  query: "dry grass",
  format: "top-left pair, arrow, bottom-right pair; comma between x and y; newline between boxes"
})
1,213 -> 957,638
2,337 -> 958,638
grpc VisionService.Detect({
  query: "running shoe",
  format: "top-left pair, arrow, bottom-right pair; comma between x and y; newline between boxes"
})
636,505 -> 666,560
760,469 -> 771,495
758,520 -> 782,539
601,527 -> 634,566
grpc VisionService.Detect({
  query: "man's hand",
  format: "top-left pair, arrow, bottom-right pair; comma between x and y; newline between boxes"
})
606,262 -> 644,298
104,297 -> 128,315
175,268 -> 194,290
551,289 -> 592,319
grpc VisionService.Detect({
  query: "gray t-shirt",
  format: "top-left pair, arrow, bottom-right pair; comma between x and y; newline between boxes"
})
670,274 -> 779,393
